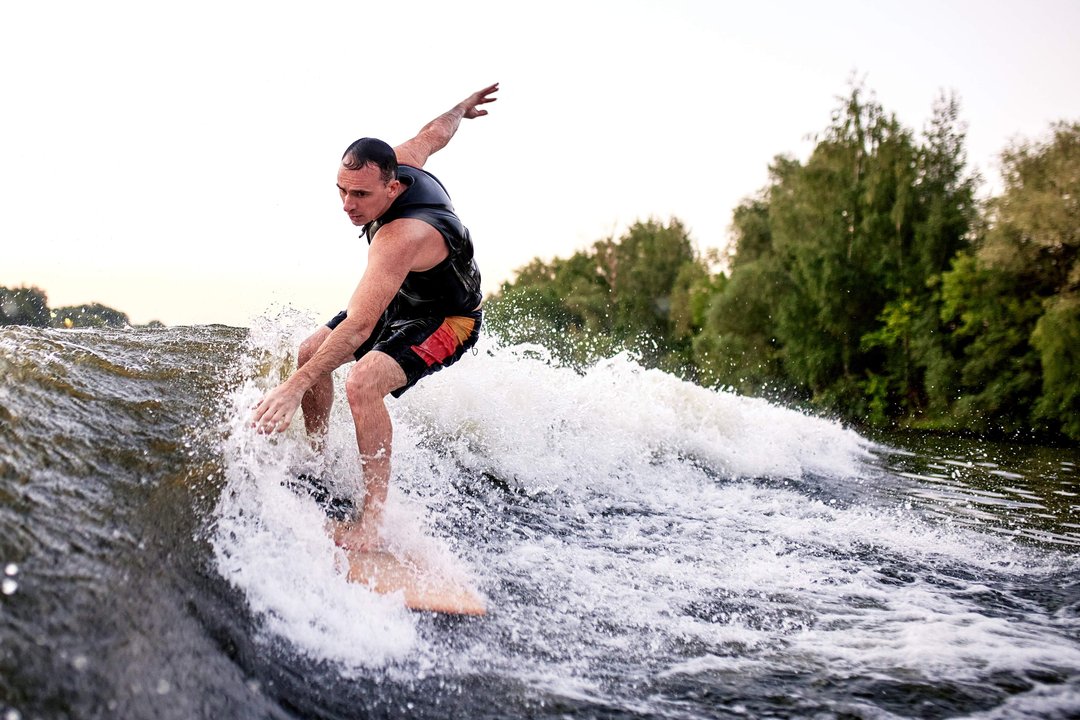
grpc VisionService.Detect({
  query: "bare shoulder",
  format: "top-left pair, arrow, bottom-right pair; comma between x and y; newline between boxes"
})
371,217 -> 448,272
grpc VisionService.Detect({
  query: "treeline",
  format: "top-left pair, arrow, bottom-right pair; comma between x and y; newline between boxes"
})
0,285 -> 155,329
485,86 -> 1080,442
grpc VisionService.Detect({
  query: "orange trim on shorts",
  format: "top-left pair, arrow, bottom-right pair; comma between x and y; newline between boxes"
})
410,316 -> 476,367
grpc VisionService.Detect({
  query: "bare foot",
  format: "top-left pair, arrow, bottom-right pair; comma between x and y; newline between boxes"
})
328,518 -> 382,553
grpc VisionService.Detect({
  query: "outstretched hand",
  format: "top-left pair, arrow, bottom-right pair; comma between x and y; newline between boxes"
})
251,380 -> 304,434
460,82 -> 499,119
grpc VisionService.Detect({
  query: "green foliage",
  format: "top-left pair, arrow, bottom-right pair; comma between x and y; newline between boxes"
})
710,84 -> 977,422
485,87 -> 1079,441
768,88 -> 915,400
983,122 -> 1080,286
860,297 -> 920,415
689,195 -> 782,392
939,253 -> 1043,434
1,286 -> 136,329
958,121 -> 1080,439
1031,297 -> 1080,438
485,219 -> 708,373
51,303 -> 131,329
0,286 -> 51,327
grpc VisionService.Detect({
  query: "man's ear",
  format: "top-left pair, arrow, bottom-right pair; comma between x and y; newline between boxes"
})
387,179 -> 403,198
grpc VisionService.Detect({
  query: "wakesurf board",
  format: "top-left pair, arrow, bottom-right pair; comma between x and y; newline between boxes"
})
286,474 -> 487,616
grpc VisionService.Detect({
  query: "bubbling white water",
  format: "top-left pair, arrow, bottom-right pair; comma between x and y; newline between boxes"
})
211,310 -> 1080,709
211,309 -> 424,669
402,342 -> 873,494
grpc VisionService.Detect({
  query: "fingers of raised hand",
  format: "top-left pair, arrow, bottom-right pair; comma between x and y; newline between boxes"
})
461,84 -> 498,120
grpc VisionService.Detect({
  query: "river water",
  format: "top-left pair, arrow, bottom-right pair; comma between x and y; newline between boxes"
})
1,315 -> 1077,719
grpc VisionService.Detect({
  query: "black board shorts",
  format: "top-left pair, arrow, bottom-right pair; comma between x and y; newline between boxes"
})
325,309 -> 482,398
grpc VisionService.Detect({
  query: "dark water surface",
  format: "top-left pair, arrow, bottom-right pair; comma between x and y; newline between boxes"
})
1,323 -> 1077,719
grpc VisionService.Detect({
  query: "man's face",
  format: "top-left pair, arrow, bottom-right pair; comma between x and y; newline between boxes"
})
336,163 -> 400,226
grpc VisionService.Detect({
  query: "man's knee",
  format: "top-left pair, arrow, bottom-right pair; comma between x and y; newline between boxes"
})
345,363 -> 380,408
345,354 -> 405,408
299,327 -> 332,367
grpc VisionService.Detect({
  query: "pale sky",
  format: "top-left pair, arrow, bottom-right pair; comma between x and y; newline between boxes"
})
2,0 -> 1078,327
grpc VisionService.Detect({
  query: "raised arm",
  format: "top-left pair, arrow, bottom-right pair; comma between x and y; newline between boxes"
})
394,82 -> 499,168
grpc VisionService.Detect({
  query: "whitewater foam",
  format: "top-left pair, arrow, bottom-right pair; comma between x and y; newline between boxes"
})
208,312 -> 1080,711
5,320 -> 1077,718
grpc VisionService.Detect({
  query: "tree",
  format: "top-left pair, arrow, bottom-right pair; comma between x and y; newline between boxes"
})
485,219 -> 708,371
764,85 -> 924,415
939,253 -> 1043,434
1,285 -> 138,330
868,92 -> 979,418
485,87 -> 1078,440
944,121 -> 1080,438
1031,297 -> 1080,439
0,286 -> 51,327
698,84 -> 977,425
694,194 -> 785,394
50,303 -> 131,329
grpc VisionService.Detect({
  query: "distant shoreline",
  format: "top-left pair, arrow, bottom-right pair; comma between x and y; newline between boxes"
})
0,284 -> 163,329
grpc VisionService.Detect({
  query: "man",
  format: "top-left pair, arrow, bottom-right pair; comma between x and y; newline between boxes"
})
252,83 -> 498,552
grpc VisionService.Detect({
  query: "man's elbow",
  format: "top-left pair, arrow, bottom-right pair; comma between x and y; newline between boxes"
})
421,121 -> 455,152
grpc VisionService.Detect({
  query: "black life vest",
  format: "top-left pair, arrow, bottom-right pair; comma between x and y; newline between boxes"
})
363,165 -> 482,319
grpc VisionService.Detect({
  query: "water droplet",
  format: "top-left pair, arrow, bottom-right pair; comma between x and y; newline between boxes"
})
5,709 -> 23,720
156,679 -> 172,695
1,579 -> 17,596
3,564 -> 16,576
73,655 -> 89,671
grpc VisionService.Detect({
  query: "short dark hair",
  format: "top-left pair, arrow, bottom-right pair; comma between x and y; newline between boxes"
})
341,137 -> 397,182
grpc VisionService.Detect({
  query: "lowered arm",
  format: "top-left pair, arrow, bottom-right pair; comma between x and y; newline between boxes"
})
250,223 -> 421,434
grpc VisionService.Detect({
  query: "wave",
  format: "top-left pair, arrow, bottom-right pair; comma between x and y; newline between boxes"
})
2,318 -> 1078,719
